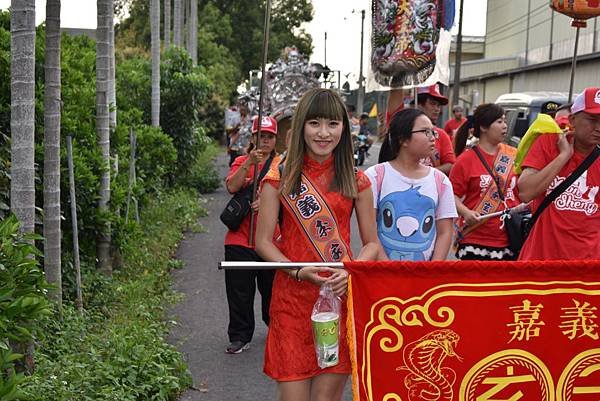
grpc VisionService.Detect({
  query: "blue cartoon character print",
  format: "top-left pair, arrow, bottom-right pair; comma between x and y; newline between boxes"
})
377,187 -> 436,261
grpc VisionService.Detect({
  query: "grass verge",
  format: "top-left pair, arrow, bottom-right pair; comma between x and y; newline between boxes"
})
21,188 -> 206,401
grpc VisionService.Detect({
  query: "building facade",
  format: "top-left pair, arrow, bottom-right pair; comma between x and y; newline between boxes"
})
450,0 -> 600,111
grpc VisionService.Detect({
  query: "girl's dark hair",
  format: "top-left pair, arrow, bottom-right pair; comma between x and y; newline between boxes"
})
454,103 -> 504,157
378,108 -> 425,163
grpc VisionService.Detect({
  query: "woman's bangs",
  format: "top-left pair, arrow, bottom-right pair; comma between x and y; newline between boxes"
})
305,91 -> 345,122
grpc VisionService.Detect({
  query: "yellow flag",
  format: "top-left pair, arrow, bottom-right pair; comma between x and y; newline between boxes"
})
368,103 -> 378,118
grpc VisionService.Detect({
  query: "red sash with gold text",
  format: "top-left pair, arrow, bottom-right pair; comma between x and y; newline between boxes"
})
280,174 -> 352,263
457,144 -> 517,237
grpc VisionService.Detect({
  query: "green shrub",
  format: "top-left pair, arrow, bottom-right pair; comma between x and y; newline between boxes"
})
183,140 -> 221,193
0,215 -> 51,400
22,189 -> 204,400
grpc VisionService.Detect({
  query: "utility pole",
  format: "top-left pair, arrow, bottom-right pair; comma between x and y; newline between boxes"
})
357,9 -> 366,114
549,9 -> 555,60
324,31 -> 327,67
525,0 -> 531,64
451,0 -> 464,109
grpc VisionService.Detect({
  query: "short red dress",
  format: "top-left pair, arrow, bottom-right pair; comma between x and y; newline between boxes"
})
262,154 -> 371,381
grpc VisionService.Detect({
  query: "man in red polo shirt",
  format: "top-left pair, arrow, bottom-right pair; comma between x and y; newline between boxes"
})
518,87 -> 600,260
444,105 -> 467,140
386,84 -> 456,175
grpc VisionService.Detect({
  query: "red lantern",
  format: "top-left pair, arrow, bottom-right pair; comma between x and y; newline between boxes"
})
550,0 -> 600,27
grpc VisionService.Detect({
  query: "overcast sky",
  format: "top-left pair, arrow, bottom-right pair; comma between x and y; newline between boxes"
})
0,0 -> 487,88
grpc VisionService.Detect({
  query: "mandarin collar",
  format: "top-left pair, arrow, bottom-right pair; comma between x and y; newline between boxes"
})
303,153 -> 334,172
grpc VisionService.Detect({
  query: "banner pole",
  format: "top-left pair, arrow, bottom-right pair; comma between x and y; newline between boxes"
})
219,262 -> 345,270
248,0 -> 273,247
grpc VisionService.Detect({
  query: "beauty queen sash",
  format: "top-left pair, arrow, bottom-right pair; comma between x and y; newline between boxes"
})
456,144 -> 517,238
281,174 -> 352,263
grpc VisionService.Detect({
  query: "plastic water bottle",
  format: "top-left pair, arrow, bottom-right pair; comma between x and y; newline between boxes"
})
311,283 -> 341,368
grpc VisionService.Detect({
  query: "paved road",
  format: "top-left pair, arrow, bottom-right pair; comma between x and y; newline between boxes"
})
170,145 -> 381,401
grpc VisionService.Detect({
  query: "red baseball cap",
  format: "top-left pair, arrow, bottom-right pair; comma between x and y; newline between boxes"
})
416,84 -> 448,105
571,87 -> 600,115
252,116 -> 278,135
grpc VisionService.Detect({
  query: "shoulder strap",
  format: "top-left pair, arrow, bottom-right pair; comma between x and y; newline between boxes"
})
258,156 -> 274,181
472,146 -> 504,200
432,168 -> 445,200
375,163 -> 385,204
529,145 -> 600,228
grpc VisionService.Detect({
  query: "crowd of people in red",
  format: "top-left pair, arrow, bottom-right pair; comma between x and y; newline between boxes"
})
221,85 -> 600,401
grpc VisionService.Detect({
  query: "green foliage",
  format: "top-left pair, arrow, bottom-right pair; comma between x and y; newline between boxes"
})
22,189 -> 204,400
182,140 -> 221,193
0,215 -> 51,399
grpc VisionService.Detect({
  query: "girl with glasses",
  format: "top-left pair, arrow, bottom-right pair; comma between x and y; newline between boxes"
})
366,108 -> 457,261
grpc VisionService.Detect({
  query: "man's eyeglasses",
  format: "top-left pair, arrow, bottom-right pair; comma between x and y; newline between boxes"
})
411,128 -> 439,139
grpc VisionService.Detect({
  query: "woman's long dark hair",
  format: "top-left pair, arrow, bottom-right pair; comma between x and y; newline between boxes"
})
378,108 -> 425,163
454,103 -> 504,157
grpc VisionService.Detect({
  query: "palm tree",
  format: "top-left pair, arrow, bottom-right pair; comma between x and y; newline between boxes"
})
44,0 -> 62,306
164,0 -> 171,48
10,0 -> 36,236
173,0 -> 182,46
151,0 -> 160,127
190,0 -> 197,65
108,1 -> 117,129
96,0 -> 112,275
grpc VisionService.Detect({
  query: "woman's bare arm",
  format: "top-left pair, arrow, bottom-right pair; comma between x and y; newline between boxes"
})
354,187 -> 384,261
431,218 -> 453,261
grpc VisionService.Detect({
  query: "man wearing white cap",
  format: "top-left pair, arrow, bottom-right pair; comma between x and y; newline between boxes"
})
518,87 -> 600,260
386,84 -> 456,174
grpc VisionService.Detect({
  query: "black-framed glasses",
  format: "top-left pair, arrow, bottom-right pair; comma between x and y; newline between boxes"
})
411,128 -> 438,139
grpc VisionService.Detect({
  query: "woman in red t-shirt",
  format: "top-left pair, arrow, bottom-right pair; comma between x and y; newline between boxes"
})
223,116 -> 282,354
256,89 -> 380,401
450,104 -> 521,260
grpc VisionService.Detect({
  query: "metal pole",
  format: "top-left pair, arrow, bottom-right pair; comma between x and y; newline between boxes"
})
324,31 -> 327,67
220,261 -> 345,270
356,9 -> 366,114
594,17 -> 598,53
248,0 -> 272,247
525,0 -> 531,65
549,9 -> 555,60
568,27 -> 581,102
66,136 -> 83,314
451,0 -> 465,108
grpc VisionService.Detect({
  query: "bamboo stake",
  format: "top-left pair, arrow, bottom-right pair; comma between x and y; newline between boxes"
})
248,0 -> 273,247
66,136 -> 83,313
125,128 -> 138,223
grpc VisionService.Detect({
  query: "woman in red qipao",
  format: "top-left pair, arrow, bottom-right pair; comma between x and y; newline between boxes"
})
256,88 -> 381,401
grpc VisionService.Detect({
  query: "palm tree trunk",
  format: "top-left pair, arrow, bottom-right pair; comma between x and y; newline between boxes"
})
190,0 -> 197,65
11,0 -> 37,374
173,0 -> 182,47
44,0 -> 62,307
164,0 -> 170,48
10,0 -> 36,237
151,0 -> 160,127
108,0 -> 117,128
96,0 -> 112,276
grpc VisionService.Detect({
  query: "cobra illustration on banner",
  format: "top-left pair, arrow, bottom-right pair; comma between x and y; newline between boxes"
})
345,260 -> 600,401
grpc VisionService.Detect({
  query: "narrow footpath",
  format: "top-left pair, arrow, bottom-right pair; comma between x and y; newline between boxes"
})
170,146 -> 380,400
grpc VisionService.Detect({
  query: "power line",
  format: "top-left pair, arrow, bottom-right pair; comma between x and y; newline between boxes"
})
486,3 -> 547,36
486,15 -> 554,46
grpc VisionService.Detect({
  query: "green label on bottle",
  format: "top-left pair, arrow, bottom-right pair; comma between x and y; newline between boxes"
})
312,312 -> 339,348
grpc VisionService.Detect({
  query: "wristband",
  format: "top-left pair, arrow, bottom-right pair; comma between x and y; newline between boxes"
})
295,267 -> 303,282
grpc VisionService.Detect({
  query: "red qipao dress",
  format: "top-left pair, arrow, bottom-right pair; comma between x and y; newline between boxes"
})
262,154 -> 371,381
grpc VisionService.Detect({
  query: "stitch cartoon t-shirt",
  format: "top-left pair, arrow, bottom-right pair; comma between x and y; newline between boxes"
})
365,163 -> 458,261
519,135 -> 600,260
